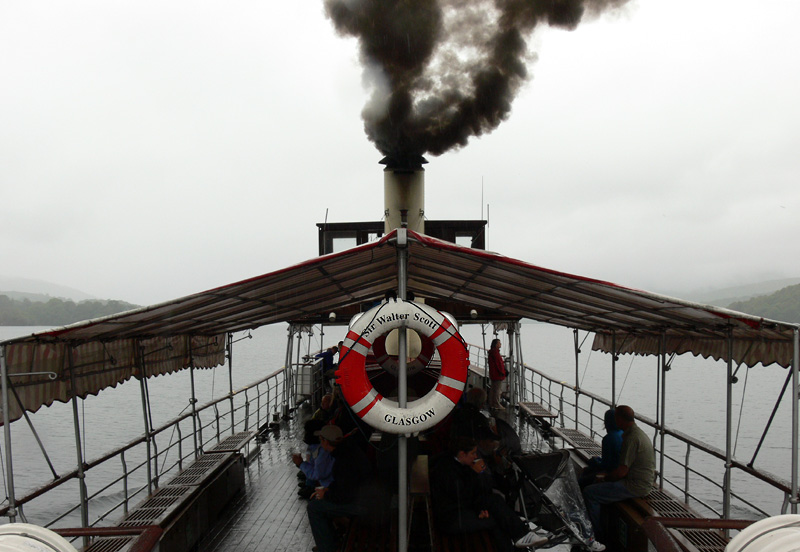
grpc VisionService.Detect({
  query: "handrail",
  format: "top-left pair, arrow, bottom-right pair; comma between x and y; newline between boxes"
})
0,366 -> 286,520
521,362 -> 792,515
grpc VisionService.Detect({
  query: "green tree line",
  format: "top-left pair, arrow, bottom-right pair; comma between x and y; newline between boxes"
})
728,284 -> 800,323
0,295 -> 139,326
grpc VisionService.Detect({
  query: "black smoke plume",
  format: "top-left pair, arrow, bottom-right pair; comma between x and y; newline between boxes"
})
324,0 -> 629,164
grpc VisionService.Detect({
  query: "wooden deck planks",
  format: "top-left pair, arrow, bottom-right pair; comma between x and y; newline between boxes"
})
198,414 -> 315,552
198,404 -> 550,552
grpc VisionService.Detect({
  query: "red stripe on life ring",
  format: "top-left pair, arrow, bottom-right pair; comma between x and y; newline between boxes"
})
357,393 -> 381,417
435,383 -> 463,404
346,330 -> 373,352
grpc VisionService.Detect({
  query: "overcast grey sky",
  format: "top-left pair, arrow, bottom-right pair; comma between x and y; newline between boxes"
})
1,0 -> 798,306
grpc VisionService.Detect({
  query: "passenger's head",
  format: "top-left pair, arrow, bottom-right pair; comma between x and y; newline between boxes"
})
464,387 -> 487,409
303,418 -> 326,445
321,394 -> 333,410
331,346 -> 338,354
614,405 -> 636,430
315,424 -> 344,452
604,409 -> 618,432
450,436 -> 479,466
491,338 -> 501,350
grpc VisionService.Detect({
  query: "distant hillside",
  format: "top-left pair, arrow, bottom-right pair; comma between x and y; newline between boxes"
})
0,295 -> 140,326
674,278 -> 800,306
0,275 -> 95,302
728,284 -> 800,323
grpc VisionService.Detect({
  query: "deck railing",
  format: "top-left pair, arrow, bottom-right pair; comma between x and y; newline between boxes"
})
520,364 -> 792,518
0,367 -> 288,528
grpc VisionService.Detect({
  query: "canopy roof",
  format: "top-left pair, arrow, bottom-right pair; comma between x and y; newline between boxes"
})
2,229 -> 796,423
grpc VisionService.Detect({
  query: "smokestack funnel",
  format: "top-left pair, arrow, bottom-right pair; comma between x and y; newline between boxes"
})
382,156 -> 427,235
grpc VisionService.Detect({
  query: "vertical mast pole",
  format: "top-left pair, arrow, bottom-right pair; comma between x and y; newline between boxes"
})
574,330 -> 580,430
397,223 -> 409,552
189,340 -> 200,459
1,346 -> 17,522
137,343 -> 153,495
295,328 -> 303,410
506,325 -> 515,408
515,328 -> 525,404
228,333 -> 235,435
284,327 -> 294,417
792,328 -> 799,514
285,327 -> 295,418
383,157 -> 424,552
723,329 -> 733,520
67,347 -> 90,545
659,332 -> 666,490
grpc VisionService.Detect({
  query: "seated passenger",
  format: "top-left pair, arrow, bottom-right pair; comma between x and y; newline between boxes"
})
312,394 -> 335,424
449,388 -> 499,452
582,405 -> 655,539
431,437 -> 547,552
292,419 -> 334,499
307,425 -> 372,552
579,408 -> 623,488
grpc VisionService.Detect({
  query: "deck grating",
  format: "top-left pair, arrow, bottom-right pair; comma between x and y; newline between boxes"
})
676,528 -> 728,552
84,536 -> 136,552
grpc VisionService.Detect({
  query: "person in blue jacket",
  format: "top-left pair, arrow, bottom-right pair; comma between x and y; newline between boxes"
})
579,409 -> 623,488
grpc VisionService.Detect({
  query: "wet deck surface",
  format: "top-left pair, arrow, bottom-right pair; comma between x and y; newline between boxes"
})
198,410 -> 314,552
197,403 -> 542,552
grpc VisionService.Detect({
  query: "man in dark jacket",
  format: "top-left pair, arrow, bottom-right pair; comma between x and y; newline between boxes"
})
315,346 -> 338,392
307,425 -> 371,552
431,437 -> 546,551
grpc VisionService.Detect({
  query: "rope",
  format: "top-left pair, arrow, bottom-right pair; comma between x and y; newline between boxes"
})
579,349 -> 593,388
617,355 -> 636,401
733,365 -> 750,457
0,445 -> 7,502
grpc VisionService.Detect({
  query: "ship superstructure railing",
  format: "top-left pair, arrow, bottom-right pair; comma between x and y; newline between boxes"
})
520,363 -> 791,519
0,366 -> 288,529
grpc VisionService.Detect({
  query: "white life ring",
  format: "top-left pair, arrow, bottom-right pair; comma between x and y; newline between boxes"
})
336,299 -> 468,435
371,332 -> 436,376
0,523 -> 78,552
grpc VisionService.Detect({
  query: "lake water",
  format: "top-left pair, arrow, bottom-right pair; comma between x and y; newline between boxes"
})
0,321 -> 794,524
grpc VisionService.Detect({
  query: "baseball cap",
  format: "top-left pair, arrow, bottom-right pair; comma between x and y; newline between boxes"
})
314,425 -> 343,443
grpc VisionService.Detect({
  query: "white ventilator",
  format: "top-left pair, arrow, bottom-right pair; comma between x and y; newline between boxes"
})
0,524 -> 79,552
725,514 -> 800,552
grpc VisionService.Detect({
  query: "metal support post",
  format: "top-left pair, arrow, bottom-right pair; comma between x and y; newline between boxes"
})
294,327 -> 303,410
285,328 -> 295,418
723,329 -> 734,520
659,332 -> 667,491
574,329 -> 580,430
792,328 -> 799,513
189,364 -> 199,459
283,327 -> 294,417
515,329 -> 525,403
481,324 -> 488,380
611,331 -> 617,407
67,348 -> 90,544
136,344 -> 153,495
1,346 -> 17,522
397,225 -> 409,552
228,334 -> 235,435
506,326 -> 516,408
